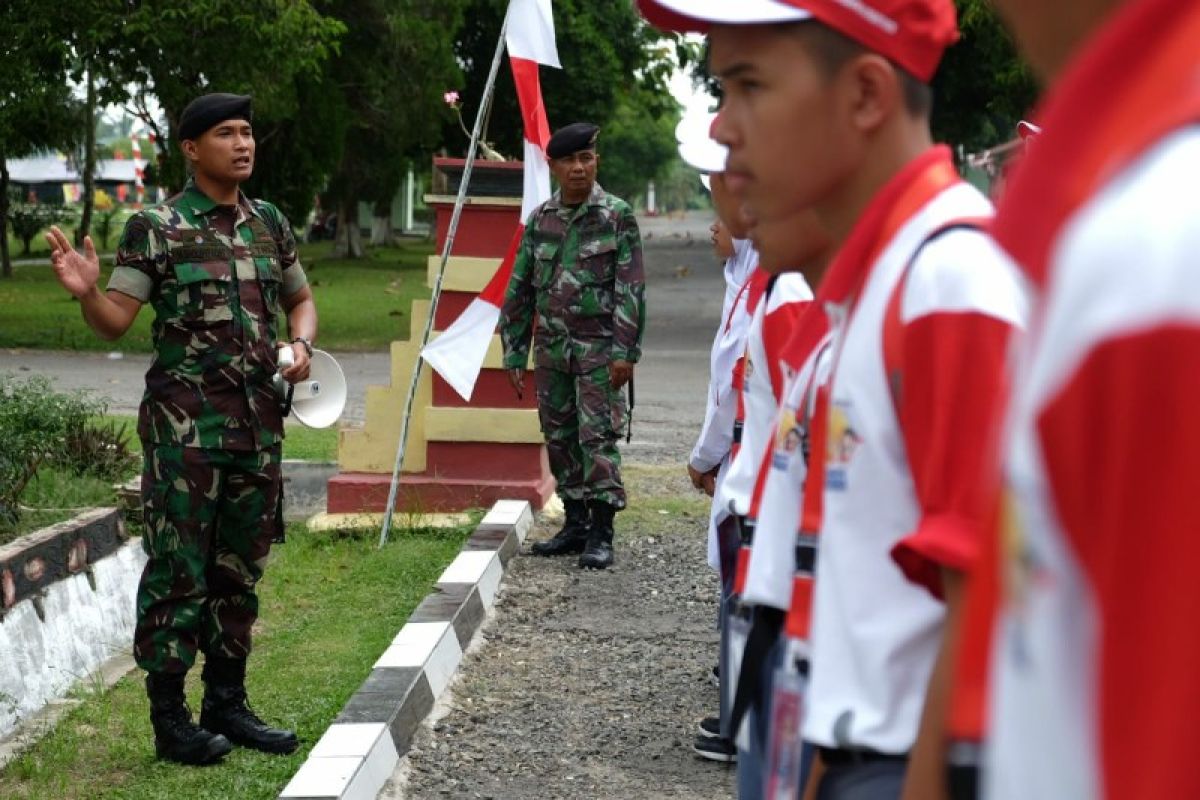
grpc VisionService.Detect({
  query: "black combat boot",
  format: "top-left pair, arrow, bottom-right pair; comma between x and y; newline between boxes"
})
199,657 -> 299,754
146,671 -> 233,765
578,500 -> 616,570
531,497 -> 591,556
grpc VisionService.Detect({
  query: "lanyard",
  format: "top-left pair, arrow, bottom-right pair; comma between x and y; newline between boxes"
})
784,155 -> 962,639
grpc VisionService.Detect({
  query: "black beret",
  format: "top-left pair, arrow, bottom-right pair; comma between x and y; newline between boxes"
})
546,122 -> 599,159
178,93 -> 253,141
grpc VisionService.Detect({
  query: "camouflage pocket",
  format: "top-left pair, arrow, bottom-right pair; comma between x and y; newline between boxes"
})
172,261 -> 234,328
254,256 -> 283,317
578,239 -> 616,286
533,240 -> 560,289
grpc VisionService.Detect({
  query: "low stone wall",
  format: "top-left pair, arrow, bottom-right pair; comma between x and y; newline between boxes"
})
0,509 -> 145,739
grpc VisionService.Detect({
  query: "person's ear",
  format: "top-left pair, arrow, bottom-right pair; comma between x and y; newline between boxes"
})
844,53 -> 899,135
180,139 -> 199,164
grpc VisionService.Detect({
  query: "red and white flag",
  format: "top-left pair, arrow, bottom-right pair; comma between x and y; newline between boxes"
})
421,0 -> 560,401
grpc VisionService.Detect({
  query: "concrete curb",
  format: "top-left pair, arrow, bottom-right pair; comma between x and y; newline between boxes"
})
278,499 -> 533,800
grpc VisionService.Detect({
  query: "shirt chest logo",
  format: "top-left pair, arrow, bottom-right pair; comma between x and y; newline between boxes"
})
772,409 -> 805,471
826,401 -> 861,491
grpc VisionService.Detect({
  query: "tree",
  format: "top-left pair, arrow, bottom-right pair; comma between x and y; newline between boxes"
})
8,203 -> 74,256
26,0 -> 342,247
106,0 -> 345,198
932,0 -> 1039,153
0,2 -> 80,277
313,0 -> 468,258
595,87 -> 681,207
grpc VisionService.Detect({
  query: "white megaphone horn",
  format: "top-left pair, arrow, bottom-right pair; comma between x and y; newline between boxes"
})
274,345 -> 347,429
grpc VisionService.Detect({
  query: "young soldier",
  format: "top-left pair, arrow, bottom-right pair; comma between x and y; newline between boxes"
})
500,122 -> 646,570
982,1 -> 1200,797
637,2 -> 1026,798
46,93 -> 312,765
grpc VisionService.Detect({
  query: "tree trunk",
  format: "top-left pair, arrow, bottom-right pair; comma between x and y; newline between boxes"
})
369,198 -> 397,247
0,159 -> 11,278
75,68 -> 97,247
333,200 -> 364,259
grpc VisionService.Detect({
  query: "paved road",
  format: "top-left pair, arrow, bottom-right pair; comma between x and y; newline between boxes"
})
0,212 -> 723,468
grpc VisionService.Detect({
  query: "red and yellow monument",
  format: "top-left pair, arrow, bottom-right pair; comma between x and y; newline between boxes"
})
326,159 -> 555,515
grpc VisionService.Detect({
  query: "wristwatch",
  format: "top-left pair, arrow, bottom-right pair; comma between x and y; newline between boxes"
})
290,336 -> 313,358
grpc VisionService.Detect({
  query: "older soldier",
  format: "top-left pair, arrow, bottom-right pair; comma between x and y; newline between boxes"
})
46,93 -> 311,765
500,122 -> 646,571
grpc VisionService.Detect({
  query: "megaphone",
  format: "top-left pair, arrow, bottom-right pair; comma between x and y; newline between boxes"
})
274,345 -> 347,428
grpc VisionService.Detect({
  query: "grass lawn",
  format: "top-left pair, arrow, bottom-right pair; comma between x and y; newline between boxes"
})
5,209 -> 134,261
0,240 -> 433,353
0,520 -> 473,800
99,415 -> 338,462
0,467 -> 123,544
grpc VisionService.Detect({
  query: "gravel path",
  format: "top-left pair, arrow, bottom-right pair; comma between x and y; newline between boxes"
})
388,465 -> 735,800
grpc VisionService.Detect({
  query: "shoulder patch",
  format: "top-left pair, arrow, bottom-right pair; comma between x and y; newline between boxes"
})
120,214 -> 152,252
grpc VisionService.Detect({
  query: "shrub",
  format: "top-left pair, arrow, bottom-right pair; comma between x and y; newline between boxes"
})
0,375 -> 133,526
6,203 -> 75,256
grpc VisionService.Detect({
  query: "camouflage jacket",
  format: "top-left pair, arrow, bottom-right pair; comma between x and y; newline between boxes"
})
107,179 -> 307,451
500,183 -> 645,373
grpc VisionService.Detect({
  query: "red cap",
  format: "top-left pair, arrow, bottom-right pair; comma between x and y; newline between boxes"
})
1017,120 -> 1042,141
638,0 -> 959,82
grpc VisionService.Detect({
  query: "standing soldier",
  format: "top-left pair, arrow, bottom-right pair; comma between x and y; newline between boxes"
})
500,122 -> 646,571
45,93 -> 313,765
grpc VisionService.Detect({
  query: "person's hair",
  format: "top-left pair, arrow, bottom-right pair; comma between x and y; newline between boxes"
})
786,22 -> 933,118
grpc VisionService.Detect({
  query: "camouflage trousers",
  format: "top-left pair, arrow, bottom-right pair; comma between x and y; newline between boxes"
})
134,442 -> 282,674
534,362 -> 627,508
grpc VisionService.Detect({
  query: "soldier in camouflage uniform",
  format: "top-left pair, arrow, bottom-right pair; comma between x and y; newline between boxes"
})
500,122 -> 646,571
46,93 -> 311,765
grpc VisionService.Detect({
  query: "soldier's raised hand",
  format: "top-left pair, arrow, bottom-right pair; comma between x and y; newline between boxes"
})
45,226 -> 100,299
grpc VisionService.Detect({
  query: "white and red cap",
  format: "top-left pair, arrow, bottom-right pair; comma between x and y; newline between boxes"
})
637,0 -> 959,83
677,111 -> 728,174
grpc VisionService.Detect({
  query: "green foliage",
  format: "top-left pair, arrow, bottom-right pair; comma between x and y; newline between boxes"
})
0,466 -> 120,545
6,204 -> 73,256
61,418 -> 137,481
0,0 -> 84,277
598,88 -> 683,207
312,0 -> 468,257
0,375 -> 107,524
933,0 -> 1039,151
71,0 -> 347,194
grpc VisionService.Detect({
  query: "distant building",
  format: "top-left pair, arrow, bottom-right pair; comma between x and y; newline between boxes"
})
6,155 -> 146,205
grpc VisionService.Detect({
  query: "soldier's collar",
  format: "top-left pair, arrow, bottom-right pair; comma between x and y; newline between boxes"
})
182,178 -> 251,217
549,182 -> 606,212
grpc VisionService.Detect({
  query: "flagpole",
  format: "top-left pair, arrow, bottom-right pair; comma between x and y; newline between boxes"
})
379,11 -> 512,547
